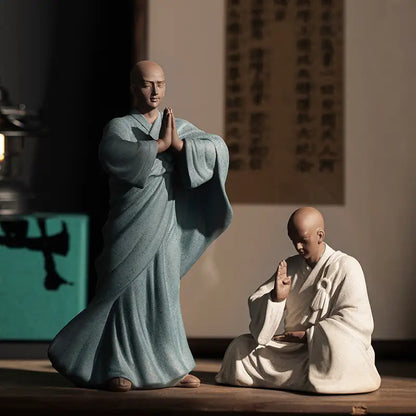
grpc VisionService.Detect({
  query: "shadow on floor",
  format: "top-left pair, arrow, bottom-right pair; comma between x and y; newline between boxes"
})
376,360 -> 416,379
192,370 -> 217,386
0,368 -> 72,388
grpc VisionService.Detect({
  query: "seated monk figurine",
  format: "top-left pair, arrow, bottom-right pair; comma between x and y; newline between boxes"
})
216,207 -> 381,394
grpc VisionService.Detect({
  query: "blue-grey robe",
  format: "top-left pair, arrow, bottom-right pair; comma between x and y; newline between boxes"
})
48,111 -> 232,389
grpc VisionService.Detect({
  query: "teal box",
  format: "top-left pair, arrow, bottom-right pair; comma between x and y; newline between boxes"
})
0,213 -> 88,340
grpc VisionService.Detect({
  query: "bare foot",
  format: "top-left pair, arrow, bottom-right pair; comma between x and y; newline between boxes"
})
176,374 -> 200,388
106,377 -> 132,392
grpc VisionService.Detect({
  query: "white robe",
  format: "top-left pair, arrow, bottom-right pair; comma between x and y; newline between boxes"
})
216,245 -> 381,394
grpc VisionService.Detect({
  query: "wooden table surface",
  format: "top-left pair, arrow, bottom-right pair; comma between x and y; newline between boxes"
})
0,359 -> 415,415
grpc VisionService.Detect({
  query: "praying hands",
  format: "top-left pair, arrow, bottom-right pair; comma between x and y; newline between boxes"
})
157,107 -> 183,153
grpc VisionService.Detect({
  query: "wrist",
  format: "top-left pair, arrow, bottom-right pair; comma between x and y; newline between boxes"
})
270,290 -> 285,303
157,140 -> 169,153
171,139 -> 184,154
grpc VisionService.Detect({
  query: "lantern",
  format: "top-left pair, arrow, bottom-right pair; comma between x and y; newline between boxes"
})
0,81 -> 45,216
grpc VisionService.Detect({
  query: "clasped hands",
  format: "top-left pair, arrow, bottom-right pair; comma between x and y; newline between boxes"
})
270,259 -> 306,343
157,107 -> 183,154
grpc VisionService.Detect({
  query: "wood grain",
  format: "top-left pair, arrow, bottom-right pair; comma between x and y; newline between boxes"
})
0,359 -> 415,415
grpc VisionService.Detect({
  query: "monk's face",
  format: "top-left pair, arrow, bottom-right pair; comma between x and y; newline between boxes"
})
132,63 -> 166,111
288,221 -> 324,267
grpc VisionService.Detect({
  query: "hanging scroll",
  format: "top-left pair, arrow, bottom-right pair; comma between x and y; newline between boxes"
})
225,0 -> 344,204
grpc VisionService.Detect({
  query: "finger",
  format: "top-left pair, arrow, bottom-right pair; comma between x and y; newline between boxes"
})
166,113 -> 172,130
163,108 -> 170,124
279,335 -> 291,342
277,261 -> 287,278
169,113 -> 175,130
169,109 -> 176,124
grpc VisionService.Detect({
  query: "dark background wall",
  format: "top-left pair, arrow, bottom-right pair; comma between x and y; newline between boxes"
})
0,0 -> 135,298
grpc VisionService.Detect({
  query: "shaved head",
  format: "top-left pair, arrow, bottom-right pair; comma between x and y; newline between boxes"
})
130,60 -> 165,87
287,207 -> 325,236
287,207 -> 326,267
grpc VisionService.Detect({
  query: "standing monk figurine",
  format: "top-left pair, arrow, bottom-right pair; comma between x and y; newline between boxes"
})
216,207 -> 380,394
49,61 -> 232,391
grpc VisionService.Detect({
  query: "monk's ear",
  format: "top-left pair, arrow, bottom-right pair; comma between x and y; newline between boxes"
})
317,229 -> 325,243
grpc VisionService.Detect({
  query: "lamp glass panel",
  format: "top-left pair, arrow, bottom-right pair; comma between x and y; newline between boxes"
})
0,133 -> 5,161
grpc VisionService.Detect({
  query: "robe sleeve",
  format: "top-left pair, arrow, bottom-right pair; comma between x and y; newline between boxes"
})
307,256 -> 381,393
174,118 -> 225,189
170,119 -> 232,277
99,118 -> 157,188
248,275 -> 286,346
181,138 -> 217,188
